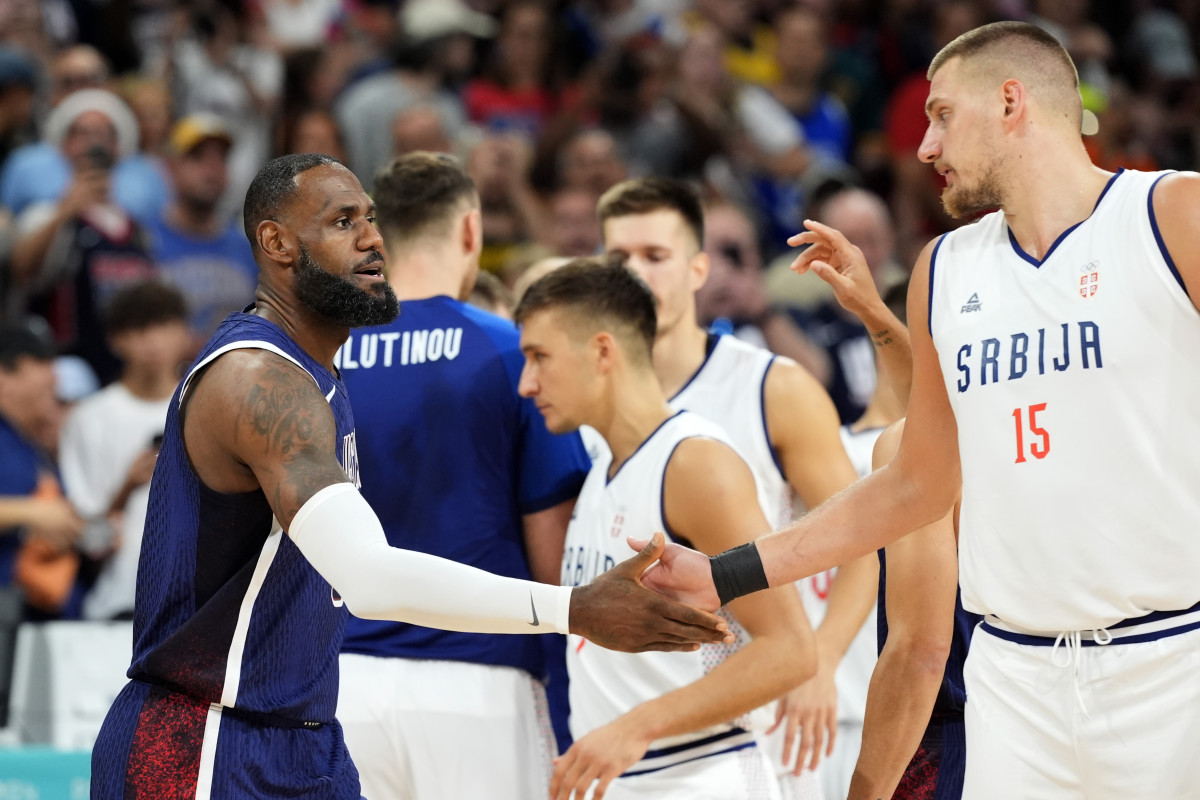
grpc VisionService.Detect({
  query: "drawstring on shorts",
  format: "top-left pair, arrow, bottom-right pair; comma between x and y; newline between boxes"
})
1050,627 -> 1113,716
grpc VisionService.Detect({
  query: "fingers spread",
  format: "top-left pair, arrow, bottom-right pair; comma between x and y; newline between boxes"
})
551,751 -> 587,800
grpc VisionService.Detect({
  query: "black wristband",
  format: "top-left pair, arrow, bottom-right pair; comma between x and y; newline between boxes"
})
709,542 -> 770,607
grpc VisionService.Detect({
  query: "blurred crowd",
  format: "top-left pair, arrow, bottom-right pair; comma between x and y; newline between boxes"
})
0,0 -> 1197,626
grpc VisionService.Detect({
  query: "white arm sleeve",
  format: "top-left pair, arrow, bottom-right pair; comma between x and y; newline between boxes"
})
288,483 -> 573,635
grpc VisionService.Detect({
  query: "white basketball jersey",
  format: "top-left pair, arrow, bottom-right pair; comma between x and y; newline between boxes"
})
670,336 -> 793,529
563,411 -> 759,771
929,169 -> 1200,631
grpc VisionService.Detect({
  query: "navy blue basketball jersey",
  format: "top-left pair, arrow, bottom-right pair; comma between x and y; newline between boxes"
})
337,296 -> 588,675
877,550 -> 981,715
127,312 -> 357,723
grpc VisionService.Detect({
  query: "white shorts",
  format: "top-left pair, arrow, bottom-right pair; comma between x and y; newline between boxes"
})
759,725 -> 827,800
337,654 -> 555,800
584,744 -> 782,800
963,615 -> 1200,800
818,721 -> 861,800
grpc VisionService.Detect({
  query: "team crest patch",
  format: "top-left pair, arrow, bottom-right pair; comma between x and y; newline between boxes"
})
1079,261 -> 1099,299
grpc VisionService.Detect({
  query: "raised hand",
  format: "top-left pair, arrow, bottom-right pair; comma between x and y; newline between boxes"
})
628,534 -> 720,612
569,532 -> 731,652
788,219 -> 883,321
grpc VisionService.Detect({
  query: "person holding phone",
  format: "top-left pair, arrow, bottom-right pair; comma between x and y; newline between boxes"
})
8,89 -> 159,384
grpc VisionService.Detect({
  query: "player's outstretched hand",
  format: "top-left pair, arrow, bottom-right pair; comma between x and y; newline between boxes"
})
628,534 -> 721,612
569,532 -> 731,652
767,659 -> 838,774
550,715 -> 652,800
787,219 -> 882,321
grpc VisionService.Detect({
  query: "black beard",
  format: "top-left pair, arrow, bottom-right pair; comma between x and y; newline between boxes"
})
295,246 -> 399,327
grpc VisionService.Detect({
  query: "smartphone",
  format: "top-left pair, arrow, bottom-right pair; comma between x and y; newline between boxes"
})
84,145 -> 115,172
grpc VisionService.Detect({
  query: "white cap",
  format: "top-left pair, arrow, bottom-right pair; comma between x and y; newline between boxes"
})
402,0 -> 497,43
43,89 -> 139,159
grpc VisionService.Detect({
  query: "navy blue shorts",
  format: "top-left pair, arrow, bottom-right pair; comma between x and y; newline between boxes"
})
892,713 -> 966,800
91,680 -> 362,799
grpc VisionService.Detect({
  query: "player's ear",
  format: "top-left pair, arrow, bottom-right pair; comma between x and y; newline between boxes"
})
690,250 -> 711,292
1000,78 -> 1025,129
462,207 -> 482,257
257,219 -> 294,268
593,330 -> 617,373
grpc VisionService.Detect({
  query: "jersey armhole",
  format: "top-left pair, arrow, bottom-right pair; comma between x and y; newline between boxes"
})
1146,171 -> 1190,297
760,356 -> 786,476
179,341 -> 318,407
927,234 -> 947,337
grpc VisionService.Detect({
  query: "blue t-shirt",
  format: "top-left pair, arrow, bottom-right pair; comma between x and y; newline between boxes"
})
791,92 -> 854,165
0,143 -> 168,221
0,414 -> 40,587
337,296 -> 589,676
141,214 -> 258,337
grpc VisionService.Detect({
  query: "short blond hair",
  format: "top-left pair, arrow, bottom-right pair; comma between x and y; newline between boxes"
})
930,21 -> 1081,129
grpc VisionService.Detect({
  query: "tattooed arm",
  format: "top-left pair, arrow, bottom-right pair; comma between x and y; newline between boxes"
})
180,349 -> 731,650
182,349 -> 348,526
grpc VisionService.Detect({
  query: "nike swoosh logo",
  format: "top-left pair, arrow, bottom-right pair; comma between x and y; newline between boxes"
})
528,593 -> 540,627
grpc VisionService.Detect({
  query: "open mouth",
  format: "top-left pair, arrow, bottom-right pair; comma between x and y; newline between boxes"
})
354,255 -> 385,279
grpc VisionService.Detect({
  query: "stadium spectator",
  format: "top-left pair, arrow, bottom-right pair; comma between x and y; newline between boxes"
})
8,89 -> 157,385
784,187 -> 906,424
142,114 -> 256,341
0,47 -> 36,166
335,0 -> 482,181
0,48 -> 168,221
771,6 -> 854,169
170,5 -> 282,219
697,200 -> 832,383
0,324 -> 84,619
59,282 -> 190,622
465,1 -> 564,137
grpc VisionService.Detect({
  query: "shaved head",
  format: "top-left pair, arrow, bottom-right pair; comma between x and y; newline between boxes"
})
930,21 -> 1082,132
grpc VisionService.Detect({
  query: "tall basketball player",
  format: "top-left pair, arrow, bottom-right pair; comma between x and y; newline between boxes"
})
598,178 -> 901,797
89,154 -> 732,799
516,257 -> 815,800
640,21 -> 1200,800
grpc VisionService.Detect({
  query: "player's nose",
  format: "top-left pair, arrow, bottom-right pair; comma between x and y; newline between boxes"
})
918,126 -> 941,164
517,365 -> 537,398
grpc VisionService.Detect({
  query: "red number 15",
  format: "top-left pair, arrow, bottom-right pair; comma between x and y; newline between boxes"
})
1012,403 -> 1050,463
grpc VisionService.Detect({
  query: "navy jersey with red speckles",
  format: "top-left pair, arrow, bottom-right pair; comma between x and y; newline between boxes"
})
127,312 -> 357,723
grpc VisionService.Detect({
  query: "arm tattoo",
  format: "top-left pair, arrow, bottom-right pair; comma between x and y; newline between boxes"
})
243,364 -> 344,523
247,366 -> 318,455
870,328 -> 894,348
